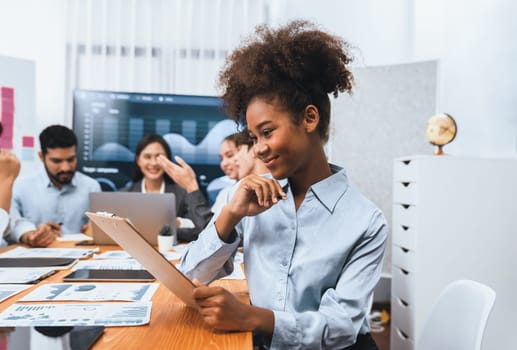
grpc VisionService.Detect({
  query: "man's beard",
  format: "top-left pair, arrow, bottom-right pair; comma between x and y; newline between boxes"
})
46,167 -> 75,186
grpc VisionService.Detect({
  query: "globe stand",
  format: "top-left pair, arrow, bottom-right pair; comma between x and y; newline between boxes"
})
434,145 -> 444,156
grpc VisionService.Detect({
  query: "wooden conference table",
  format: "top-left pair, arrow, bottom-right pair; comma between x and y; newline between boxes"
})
0,242 -> 252,350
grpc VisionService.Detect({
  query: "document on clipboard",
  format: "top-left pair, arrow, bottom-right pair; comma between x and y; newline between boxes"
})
85,212 -> 197,308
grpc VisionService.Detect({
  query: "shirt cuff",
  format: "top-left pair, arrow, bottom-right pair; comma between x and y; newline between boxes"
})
10,218 -> 36,243
270,310 -> 298,349
177,217 -> 195,229
179,222 -> 240,283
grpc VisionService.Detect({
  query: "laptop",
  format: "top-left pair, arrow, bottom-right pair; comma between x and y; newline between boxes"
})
85,211 -> 196,308
89,192 -> 176,246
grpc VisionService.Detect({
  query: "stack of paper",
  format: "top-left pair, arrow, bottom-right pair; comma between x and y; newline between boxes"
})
0,268 -> 56,284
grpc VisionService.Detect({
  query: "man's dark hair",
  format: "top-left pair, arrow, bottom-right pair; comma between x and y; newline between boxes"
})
39,125 -> 78,155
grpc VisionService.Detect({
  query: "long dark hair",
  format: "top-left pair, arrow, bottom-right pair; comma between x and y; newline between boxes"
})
132,134 -> 173,183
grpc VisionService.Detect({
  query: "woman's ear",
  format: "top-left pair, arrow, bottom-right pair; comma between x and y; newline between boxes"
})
303,105 -> 320,134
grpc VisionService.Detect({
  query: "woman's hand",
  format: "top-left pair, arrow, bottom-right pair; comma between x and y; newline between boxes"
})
227,174 -> 286,218
193,280 -> 274,334
156,155 -> 199,193
214,174 -> 286,242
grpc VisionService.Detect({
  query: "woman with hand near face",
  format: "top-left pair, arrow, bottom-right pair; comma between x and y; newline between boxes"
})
178,21 -> 387,350
123,134 -> 212,242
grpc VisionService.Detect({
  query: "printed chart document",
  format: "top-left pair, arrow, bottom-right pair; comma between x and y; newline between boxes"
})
0,302 -> 152,326
0,285 -> 32,303
19,283 -> 159,302
57,233 -> 93,242
0,268 -> 56,284
0,247 -> 97,259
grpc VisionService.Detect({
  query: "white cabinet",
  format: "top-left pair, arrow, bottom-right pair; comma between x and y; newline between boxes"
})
390,156 -> 517,350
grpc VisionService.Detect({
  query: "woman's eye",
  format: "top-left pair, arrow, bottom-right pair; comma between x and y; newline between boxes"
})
263,129 -> 273,137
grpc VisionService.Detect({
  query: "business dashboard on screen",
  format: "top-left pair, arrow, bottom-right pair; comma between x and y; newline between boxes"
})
73,89 -> 238,196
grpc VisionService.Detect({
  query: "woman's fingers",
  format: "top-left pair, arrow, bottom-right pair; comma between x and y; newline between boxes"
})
243,175 -> 285,207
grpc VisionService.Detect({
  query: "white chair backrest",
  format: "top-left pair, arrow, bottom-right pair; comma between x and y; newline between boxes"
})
417,279 -> 496,350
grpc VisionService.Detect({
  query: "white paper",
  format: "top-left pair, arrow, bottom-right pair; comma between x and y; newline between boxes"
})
95,249 -> 182,261
0,247 -> 97,259
93,250 -> 133,260
172,244 -> 188,254
0,284 -> 32,303
0,268 -> 56,284
20,283 -> 159,302
57,233 -> 93,242
0,302 -> 152,326
72,259 -> 144,271
160,250 -> 182,260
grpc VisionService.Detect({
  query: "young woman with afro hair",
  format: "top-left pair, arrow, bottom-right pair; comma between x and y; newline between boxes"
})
175,20 -> 387,350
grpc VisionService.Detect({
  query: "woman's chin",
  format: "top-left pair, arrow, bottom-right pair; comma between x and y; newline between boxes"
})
144,173 -> 164,181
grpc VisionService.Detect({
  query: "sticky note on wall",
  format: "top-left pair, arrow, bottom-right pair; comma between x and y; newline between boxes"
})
0,86 -> 15,149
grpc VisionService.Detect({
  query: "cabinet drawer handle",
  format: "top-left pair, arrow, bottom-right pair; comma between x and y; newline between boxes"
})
400,268 -> 409,275
397,328 -> 409,339
401,225 -> 409,231
401,182 -> 410,187
402,160 -> 411,165
397,297 -> 409,307
400,247 -> 409,253
401,204 -> 410,209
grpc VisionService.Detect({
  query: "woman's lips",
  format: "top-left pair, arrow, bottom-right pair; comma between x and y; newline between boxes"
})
262,156 -> 278,168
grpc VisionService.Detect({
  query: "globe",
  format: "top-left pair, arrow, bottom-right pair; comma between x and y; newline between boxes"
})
425,113 -> 457,155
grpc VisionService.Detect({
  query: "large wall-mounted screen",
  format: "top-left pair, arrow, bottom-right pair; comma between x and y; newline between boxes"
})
72,89 -> 237,200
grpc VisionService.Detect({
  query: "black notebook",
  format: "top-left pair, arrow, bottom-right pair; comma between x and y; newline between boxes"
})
0,257 -> 77,269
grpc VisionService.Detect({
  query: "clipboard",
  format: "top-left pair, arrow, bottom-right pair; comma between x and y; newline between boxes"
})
85,211 -> 197,308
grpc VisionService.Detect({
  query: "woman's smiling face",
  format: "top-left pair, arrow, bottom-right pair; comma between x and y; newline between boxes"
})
246,97 -> 312,181
137,142 -> 168,182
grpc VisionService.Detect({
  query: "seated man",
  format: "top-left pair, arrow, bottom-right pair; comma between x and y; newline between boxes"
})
9,125 -> 100,247
0,121 -> 20,247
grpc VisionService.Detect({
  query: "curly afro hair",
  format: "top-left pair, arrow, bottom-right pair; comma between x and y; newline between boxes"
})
218,20 -> 354,142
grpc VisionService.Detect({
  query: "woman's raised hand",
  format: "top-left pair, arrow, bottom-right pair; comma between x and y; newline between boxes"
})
228,174 -> 286,218
156,155 -> 199,193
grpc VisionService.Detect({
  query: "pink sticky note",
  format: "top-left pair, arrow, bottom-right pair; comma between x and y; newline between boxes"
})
1,99 -> 14,113
22,136 -> 34,148
0,138 -> 12,149
1,87 -> 14,98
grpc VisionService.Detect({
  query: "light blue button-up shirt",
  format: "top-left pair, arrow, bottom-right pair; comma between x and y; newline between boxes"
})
180,165 -> 387,349
9,169 -> 101,241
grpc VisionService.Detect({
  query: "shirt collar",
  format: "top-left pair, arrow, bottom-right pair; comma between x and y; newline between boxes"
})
142,178 -> 165,193
308,163 -> 349,213
278,163 -> 349,213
